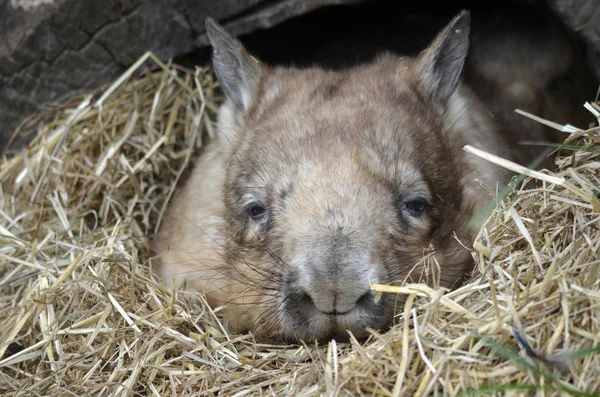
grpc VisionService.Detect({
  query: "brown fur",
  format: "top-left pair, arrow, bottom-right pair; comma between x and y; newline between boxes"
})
153,12 -> 594,342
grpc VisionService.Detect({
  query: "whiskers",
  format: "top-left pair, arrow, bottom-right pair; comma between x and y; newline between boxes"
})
158,212 -> 292,334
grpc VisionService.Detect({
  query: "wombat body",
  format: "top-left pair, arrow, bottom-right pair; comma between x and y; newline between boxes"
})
153,11 -> 594,342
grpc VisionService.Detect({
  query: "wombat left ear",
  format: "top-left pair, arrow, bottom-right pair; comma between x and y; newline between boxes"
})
416,10 -> 470,106
205,17 -> 263,111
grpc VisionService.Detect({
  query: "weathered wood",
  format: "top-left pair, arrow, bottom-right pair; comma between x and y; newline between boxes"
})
0,0 -> 357,152
0,0 -> 598,153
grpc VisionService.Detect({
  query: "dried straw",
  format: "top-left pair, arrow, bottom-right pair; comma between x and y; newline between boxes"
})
0,53 -> 598,396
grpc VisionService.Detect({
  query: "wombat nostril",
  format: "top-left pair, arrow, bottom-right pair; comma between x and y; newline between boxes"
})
295,287 -> 374,316
355,291 -> 373,307
298,292 -> 317,312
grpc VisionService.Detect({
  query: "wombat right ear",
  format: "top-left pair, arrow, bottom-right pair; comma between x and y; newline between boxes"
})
205,18 -> 263,111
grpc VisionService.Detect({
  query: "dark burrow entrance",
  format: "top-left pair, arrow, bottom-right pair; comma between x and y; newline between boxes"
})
175,0 -> 596,81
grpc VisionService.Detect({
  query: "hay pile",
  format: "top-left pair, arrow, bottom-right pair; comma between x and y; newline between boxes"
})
1,53 -> 599,396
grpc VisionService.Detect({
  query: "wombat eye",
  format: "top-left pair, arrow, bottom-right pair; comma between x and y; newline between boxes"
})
248,203 -> 267,220
404,198 -> 428,216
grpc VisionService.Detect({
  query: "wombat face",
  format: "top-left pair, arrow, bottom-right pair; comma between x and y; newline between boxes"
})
156,12 -> 498,342
219,72 -> 474,340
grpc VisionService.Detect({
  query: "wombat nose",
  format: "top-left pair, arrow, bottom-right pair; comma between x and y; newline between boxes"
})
299,282 -> 374,315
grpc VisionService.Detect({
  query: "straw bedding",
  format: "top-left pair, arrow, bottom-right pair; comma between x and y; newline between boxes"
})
0,53 -> 599,396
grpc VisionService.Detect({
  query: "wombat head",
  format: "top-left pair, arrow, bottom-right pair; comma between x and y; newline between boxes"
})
156,11 -> 502,342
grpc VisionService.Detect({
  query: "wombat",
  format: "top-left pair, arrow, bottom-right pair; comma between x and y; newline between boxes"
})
153,11 -> 594,342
